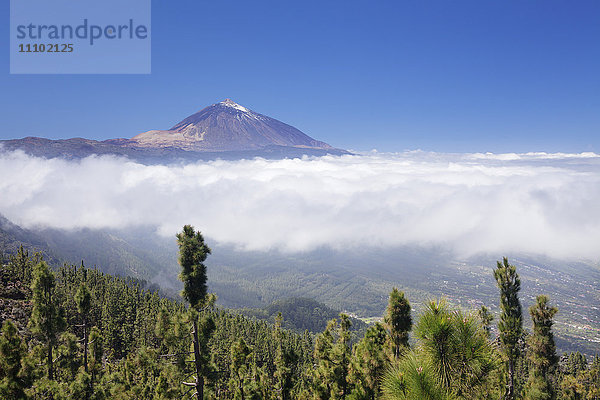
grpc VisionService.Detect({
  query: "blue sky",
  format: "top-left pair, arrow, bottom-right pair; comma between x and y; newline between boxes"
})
2,0 -> 599,152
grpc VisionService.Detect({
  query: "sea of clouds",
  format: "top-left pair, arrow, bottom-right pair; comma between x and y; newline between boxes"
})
1,149 -> 599,260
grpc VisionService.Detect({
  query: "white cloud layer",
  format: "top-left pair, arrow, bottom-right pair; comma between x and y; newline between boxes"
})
1,150 -> 600,259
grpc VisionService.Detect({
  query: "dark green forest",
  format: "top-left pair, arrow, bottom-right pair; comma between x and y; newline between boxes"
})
0,226 -> 599,399
2,215 -> 598,357
238,297 -> 366,335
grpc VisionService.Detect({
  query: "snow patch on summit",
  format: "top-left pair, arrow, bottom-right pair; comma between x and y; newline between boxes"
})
220,99 -> 249,113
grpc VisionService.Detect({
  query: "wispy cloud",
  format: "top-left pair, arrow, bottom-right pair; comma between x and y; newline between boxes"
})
1,149 -> 599,259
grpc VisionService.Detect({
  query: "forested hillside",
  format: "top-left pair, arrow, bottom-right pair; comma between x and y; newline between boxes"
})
0,245 -> 314,398
239,297 -> 367,335
2,215 -> 598,357
0,228 -> 599,399
0,215 -> 178,288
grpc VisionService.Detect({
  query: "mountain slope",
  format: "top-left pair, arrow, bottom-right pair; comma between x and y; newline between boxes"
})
0,215 -> 176,289
0,215 -> 56,263
131,99 -> 334,151
0,99 -> 348,162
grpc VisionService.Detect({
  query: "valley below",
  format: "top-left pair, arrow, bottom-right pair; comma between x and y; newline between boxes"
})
2,218 -> 598,357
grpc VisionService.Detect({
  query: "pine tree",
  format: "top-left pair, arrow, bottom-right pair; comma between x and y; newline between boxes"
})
494,257 -> 523,400
563,352 -> 586,376
177,224 -> 214,399
274,313 -> 298,400
478,305 -> 494,338
348,322 -> 387,400
384,288 -> 412,359
57,332 -> 80,380
384,299 -> 496,399
70,369 -> 94,400
313,314 -> 352,400
523,295 -> 558,400
29,261 -> 66,380
177,225 -> 211,310
0,320 -> 27,399
559,355 -> 600,399
9,245 -> 30,283
451,309 -> 497,396
8,245 -> 42,284
88,326 -> 103,391
314,318 -> 338,399
155,305 -> 178,358
414,299 -> 455,389
75,283 -> 92,372
332,314 -> 352,399
229,338 -> 258,400
381,352 -> 447,400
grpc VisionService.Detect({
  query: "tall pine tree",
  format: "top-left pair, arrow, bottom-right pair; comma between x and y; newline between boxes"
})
29,261 -> 66,380
274,313 -> 298,400
75,283 -> 92,373
348,322 -> 387,400
523,295 -> 558,400
384,288 -> 412,359
0,321 -> 28,399
228,338 -> 258,400
313,315 -> 352,400
332,314 -> 352,399
177,225 -> 215,399
494,257 -> 523,400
